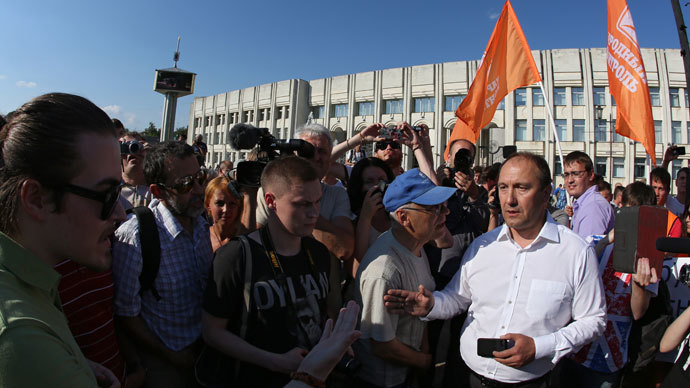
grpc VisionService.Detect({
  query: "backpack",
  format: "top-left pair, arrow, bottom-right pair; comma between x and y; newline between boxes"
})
627,279 -> 673,372
126,206 -> 161,301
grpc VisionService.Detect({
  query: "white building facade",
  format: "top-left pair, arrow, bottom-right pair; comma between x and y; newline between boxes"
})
189,47 -> 689,189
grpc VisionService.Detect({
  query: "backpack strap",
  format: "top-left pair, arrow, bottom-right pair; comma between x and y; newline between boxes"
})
130,206 -> 161,301
234,235 -> 253,380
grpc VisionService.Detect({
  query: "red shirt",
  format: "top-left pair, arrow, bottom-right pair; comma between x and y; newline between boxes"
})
55,260 -> 125,381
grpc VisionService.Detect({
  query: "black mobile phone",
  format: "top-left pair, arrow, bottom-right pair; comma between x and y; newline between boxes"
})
673,146 -> 686,156
477,338 -> 514,357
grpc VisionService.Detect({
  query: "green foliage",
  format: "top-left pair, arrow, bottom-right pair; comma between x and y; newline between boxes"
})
142,122 -> 160,138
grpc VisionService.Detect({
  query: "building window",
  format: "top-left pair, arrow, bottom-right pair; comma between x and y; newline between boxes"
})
649,87 -> 661,106
595,157 -> 607,177
670,88 -> 681,107
595,120 -> 608,142
554,158 -> 563,175
532,88 -> 545,106
413,97 -> 435,113
673,121 -> 682,143
654,120 -> 662,143
333,103 -> 348,117
554,87 -> 567,106
571,87 -> 585,106
634,158 -> 646,178
357,101 -> 374,116
497,99 -> 505,110
533,119 -> 545,141
275,108 -> 283,120
311,105 -> 324,119
573,119 -> 585,142
259,110 -> 265,121
613,158 -> 625,178
515,88 -> 527,106
612,95 -> 616,106
555,119 -> 567,141
516,120 -> 527,141
285,107 -> 290,119
444,95 -> 465,111
673,160 -> 683,181
593,87 -> 606,106
611,120 -> 625,142
384,99 -> 403,114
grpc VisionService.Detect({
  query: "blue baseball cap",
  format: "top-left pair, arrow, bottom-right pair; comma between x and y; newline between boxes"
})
383,168 -> 457,212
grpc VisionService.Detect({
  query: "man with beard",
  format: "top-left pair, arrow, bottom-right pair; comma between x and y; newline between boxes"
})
112,141 -> 214,388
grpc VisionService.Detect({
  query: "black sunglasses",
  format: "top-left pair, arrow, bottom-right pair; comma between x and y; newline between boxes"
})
63,183 -> 123,220
157,169 -> 207,194
375,141 -> 401,150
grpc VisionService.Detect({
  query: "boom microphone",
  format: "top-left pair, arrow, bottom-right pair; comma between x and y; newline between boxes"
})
656,237 -> 690,254
228,123 -> 268,150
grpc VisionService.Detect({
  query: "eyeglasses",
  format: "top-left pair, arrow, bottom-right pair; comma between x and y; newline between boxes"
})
375,141 -> 401,151
63,183 -> 122,220
401,204 -> 445,216
562,170 -> 588,179
157,169 -> 207,194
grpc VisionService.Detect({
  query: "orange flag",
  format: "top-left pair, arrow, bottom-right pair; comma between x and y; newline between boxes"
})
607,0 -> 656,165
445,0 -> 541,160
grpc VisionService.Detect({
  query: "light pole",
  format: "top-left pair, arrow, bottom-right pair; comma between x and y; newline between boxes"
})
594,105 -> 613,180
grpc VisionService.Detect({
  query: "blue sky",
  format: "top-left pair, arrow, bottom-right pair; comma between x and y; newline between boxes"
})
0,0 -> 684,131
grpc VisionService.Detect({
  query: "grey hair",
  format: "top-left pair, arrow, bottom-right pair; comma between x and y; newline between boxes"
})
295,123 -> 332,147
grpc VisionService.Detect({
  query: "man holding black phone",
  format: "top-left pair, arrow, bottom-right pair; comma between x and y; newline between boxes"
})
385,152 -> 606,387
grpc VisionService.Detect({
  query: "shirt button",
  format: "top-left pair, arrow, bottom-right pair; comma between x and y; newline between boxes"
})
501,326 -> 505,329
508,301 -> 512,304
514,276 -> 518,279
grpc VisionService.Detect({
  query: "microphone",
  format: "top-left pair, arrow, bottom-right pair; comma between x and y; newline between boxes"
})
228,123 -> 269,150
656,237 -> 690,254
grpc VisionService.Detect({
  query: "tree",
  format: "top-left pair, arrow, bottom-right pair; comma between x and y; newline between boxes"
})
174,126 -> 188,140
142,122 -> 160,138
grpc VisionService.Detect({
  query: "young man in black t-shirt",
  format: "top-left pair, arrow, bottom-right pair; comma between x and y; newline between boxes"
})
201,155 -> 331,388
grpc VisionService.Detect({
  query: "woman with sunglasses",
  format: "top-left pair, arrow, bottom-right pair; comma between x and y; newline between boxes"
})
204,176 -> 244,252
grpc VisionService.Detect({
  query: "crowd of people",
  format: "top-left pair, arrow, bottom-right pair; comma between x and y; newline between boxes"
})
1,92 -> 690,388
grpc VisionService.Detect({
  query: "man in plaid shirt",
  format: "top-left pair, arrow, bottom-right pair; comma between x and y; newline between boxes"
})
112,141 -> 213,388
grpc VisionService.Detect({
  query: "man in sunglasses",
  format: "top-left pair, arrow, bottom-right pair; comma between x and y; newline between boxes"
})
374,139 -> 405,176
563,151 -> 614,239
112,141 -> 214,388
0,93 -> 126,387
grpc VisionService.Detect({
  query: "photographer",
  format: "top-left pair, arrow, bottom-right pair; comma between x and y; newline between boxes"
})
119,132 -> 152,211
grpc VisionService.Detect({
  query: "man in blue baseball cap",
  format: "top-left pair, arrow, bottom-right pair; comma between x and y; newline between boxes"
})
353,168 -> 456,388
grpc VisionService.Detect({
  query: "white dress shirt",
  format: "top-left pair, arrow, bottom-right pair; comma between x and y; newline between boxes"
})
426,214 -> 606,383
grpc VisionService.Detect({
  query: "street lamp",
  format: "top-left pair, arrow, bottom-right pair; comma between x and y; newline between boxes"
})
594,105 -> 613,180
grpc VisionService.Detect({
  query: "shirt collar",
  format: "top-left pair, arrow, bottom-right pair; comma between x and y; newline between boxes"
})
0,232 -> 61,294
153,201 -> 209,243
496,212 -> 561,247
573,185 -> 598,210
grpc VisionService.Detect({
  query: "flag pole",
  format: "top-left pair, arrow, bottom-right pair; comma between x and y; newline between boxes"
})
538,81 -> 571,205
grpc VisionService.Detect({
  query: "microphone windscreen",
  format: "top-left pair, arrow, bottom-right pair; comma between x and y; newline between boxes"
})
228,123 -> 260,150
656,237 -> 690,254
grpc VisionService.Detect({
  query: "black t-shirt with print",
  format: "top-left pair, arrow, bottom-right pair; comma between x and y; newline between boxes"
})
202,231 -> 330,388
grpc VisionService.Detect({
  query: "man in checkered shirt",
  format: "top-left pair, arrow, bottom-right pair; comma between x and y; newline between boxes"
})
112,141 -> 213,388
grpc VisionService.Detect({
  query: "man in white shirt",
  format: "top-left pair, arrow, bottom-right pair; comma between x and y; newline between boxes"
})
385,152 -> 606,387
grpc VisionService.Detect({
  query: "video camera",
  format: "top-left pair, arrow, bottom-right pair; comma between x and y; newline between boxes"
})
228,123 -> 315,187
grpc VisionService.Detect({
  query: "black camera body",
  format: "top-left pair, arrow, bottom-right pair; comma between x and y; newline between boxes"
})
680,264 -> 690,286
229,124 -> 315,187
453,148 -> 474,177
120,140 -> 142,155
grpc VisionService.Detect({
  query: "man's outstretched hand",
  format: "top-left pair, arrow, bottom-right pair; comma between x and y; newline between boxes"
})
384,285 -> 434,316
